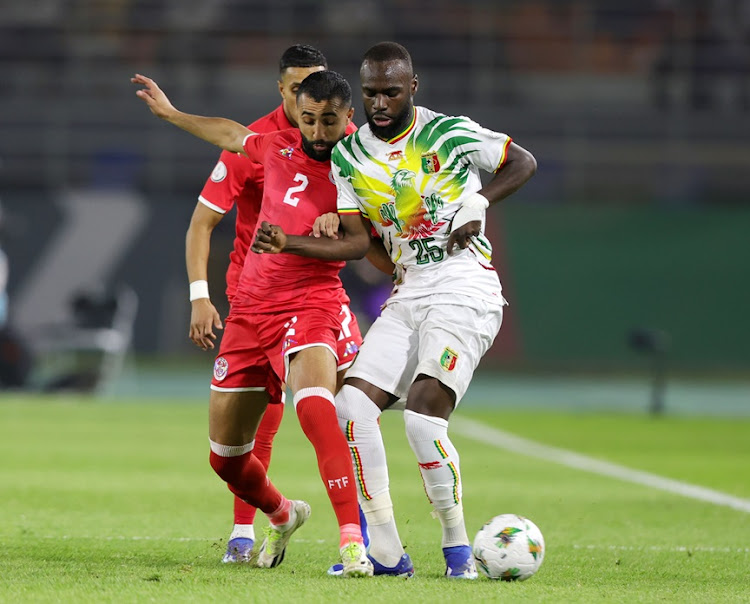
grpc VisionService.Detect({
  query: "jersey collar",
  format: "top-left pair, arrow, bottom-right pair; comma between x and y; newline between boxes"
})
386,109 -> 417,144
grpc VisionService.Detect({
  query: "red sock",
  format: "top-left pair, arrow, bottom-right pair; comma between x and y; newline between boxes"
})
295,388 -> 360,531
209,447 -> 283,515
232,402 -> 284,525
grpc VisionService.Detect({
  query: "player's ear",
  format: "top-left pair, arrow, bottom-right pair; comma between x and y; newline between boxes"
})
411,74 -> 419,95
346,107 -> 354,122
277,79 -> 284,99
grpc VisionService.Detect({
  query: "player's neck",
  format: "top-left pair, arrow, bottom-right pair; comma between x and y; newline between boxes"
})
371,107 -> 416,143
283,106 -> 298,128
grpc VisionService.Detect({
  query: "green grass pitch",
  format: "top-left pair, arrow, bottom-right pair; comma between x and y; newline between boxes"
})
1,395 -> 748,602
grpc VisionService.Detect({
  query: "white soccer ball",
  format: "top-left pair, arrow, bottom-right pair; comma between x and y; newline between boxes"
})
472,514 -> 545,581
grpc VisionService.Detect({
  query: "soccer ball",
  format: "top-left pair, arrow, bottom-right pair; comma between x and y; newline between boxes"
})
472,514 -> 545,581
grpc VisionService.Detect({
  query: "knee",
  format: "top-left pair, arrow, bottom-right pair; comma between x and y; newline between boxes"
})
208,440 -> 254,483
336,384 -> 382,425
209,450 -> 236,482
406,375 -> 455,419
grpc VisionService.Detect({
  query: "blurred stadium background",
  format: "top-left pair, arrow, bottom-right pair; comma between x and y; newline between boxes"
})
1,0 -> 749,413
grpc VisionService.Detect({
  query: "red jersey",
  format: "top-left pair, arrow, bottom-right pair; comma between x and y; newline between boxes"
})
232,129 -> 345,314
197,105 -> 357,301
198,105 -> 292,301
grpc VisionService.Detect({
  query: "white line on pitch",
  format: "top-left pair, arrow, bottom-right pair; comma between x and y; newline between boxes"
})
451,416 -> 750,514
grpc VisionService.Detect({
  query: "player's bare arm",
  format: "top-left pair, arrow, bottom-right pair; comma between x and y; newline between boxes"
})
186,203 -> 224,351
481,142 -> 537,205
448,142 -> 537,254
131,73 -> 250,154
365,237 -> 395,275
311,213 -> 394,275
252,214 -> 371,260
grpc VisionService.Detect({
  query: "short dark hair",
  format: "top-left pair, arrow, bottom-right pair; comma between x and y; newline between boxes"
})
279,44 -> 327,73
362,42 -> 413,75
296,70 -> 352,106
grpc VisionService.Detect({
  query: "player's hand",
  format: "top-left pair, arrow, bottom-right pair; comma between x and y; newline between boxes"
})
252,221 -> 287,254
131,73 -> 177,120
311,213 -> 340,239
447,192 -> 489,255
447,220 -> 482,255
189,298 -> 223,350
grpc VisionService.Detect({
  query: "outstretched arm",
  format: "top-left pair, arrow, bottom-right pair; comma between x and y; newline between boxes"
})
131,74 -> 250,154
252,214 -> 371,261
448,141 -> 537,254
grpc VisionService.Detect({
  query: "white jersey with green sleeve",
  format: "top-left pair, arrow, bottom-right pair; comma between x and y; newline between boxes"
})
332,106 -> 511,306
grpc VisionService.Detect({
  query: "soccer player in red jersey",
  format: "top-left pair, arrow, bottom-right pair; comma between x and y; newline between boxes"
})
133,70 -> 374,577
185,45 -> 361,564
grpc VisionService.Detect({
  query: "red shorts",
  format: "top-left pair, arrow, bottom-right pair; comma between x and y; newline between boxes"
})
334,300 -> 362,370
211,300 -> 362,400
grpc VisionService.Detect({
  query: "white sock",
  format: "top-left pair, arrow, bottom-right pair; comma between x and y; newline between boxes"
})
361,492 -> 405,567
336,385 -> 389,499
336,385 -> 404,565
229,524 -> 255,541
404,410 -> 469,548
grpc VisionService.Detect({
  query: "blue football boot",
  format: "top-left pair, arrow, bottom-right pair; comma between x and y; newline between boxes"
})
222,537 -> 254,563
443,545 -> 478,579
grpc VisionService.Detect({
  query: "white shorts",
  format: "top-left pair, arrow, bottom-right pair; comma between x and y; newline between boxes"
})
345,294 -> 503,404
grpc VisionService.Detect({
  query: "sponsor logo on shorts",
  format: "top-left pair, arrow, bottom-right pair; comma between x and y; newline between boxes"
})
213,356 -> 229,381
283,337 -> 298,352
210,160 -> 227,182
440,347 -> 458,371
343,341 -> 359,357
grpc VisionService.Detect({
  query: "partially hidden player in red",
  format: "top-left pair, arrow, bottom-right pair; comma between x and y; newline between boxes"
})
133,70 -> 374,577
185,44 -> 361,564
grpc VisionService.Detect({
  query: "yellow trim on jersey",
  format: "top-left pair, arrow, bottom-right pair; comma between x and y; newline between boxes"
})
494,137 -> 513,172
338,208 -> 362,214
470,239 -> 492,260
387,109 -> 417,144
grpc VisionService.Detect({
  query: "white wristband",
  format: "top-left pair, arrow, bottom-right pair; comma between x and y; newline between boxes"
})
450,192 -> 489,233
189,280 -> 210,301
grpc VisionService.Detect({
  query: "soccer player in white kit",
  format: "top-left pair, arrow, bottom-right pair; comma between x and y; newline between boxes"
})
252,41 -> 537,579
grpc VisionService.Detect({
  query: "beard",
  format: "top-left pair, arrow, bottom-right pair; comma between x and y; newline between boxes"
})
366,104 -> 413,141
301,135 -> 335,162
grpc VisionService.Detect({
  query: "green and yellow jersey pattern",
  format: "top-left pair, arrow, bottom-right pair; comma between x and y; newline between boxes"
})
332,106 -> 510,275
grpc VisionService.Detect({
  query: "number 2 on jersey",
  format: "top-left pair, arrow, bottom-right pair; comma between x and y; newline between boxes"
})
283,173 -> 309,207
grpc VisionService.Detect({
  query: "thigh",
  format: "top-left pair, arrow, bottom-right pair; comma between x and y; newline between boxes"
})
209,388 -> 269,445
344,301 -> 419,400
211,314 -> 283,404
275,306 -> 342,385
287,345 -> 338,395
416,299 -> 503,404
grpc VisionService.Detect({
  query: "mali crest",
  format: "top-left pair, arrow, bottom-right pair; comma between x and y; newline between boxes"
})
440,347 -> 458,371
421,151 -> 440,174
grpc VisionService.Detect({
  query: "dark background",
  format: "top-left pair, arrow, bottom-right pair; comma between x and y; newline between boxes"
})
1,0 -> 748,376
